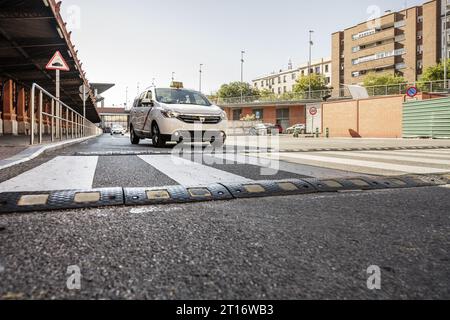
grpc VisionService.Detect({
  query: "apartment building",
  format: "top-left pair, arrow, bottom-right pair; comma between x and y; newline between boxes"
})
252,58 -> 332,94
442,0 -> 450,59
332,0 -> 445,89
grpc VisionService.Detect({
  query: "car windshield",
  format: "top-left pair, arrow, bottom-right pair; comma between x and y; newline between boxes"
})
155,88 -> 212,106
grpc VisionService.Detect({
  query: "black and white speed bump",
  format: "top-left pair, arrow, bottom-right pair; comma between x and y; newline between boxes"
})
0,174 -> 448,214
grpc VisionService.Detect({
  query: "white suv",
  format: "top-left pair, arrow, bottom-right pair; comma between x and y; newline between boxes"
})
129,87 -> 227,148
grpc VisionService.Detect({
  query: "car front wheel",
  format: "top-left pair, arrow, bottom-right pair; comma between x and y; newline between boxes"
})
130,126 -> 140,145
152,123 -> 166,148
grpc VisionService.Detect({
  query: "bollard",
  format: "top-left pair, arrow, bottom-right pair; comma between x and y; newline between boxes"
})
326,128 -> 330,138
315,128 -> 319,138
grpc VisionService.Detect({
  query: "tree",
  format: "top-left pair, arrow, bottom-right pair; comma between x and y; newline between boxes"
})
217,82 -> 259,98
293,74 -> 328,93
420,59 -> 450,82
362,73 -> 406,87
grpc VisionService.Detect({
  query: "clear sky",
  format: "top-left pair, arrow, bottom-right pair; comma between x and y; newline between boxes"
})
60,0 -> 424,107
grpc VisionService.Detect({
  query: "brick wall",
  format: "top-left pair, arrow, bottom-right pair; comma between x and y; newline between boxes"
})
289,105 -> 306,126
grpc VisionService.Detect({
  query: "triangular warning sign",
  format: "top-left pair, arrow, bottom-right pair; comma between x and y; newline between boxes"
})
46,51 -> 70,71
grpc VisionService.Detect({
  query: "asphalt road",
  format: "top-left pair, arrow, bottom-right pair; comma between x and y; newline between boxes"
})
0,134 -> 450,300
0,187 -> 449,300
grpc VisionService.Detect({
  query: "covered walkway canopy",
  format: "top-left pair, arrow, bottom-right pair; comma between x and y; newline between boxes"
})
0,0 -> 100,122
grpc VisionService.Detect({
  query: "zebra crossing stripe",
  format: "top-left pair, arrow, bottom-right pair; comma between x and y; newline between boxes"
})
320,151 -> 450,166
138,155 -> 253,187
367,150 -> 450,159
0,156 -> 99,192
268,153 -> 449,174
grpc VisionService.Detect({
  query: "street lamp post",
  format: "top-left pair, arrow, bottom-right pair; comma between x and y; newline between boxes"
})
308,30 -> 314,99
445,0 -> 449,90
241,50 -> 245,103
199,64 -> 203,92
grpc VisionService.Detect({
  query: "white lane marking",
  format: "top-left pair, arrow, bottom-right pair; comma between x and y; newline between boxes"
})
259,153 -> 449,174
0,156 -> 99,192
366,150 -> 450,159
320,151 -> 450,166
210,153 -> 356,178
138,155 -> 253,187
420,149 -> 450,154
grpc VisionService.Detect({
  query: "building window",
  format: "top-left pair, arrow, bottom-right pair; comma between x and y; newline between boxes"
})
325,64 -> 329,73
283,75 -> 287,83
301,70 -> 305,76
278,87 -> 281,94
395,63 -> 406,70
352,28 -> 377,40
278,77 -> 281,84
315,66 -> 321,74
283,86 -> 287,93
292,73 -> 296,80
233,109 -> 242,121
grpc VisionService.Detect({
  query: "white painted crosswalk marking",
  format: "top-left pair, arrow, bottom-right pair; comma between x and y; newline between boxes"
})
210,153 -> 357,178
138,155 -> 253,187
367,150 -> 450,159
254,152 -> 449,175
0,156 -> 99,192
320,151 -> 450,166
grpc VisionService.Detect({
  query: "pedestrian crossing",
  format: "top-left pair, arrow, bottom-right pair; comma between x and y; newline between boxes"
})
0,149 -> 449,192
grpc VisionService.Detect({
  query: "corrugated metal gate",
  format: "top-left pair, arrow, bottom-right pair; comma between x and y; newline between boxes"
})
403,97 -> 450,139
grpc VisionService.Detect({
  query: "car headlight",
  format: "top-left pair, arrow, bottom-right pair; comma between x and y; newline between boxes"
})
161,110 -> 180,118
220,111 -> 227,120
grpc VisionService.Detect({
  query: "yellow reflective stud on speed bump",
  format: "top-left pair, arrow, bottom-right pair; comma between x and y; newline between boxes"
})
18,194 -> 49,206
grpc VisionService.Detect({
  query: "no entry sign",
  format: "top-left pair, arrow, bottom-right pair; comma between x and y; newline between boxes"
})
309,107 -> 318,116
406,86 -> 418,98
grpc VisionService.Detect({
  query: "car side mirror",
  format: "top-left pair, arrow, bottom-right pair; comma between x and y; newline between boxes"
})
141,98 -> 154,106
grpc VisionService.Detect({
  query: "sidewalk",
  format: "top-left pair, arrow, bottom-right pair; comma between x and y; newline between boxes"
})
0,135 -> 98,171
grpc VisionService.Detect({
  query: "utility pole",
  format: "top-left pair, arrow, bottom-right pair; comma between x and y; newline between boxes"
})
125,86 -> 128,109
199,64 -> 203,92
240,50 -> 245,103
445,0 -> 449,90
308,30 -> 314,99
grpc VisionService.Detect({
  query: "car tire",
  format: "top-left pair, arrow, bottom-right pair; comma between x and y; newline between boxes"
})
210,134 -> 226,148
152,123 -> 166,148
130,126 -> 140,145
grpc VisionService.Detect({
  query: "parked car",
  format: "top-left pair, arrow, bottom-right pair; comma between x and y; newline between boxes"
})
274,124 -> 283,134
129,84 -> 227,147
249,123 -> 279,136
111,125 -> 126,135
286,124 -> 306,135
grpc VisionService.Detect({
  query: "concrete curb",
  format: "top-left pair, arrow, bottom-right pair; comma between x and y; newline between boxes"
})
1,173 -> 448,214
0,135 -> 100,171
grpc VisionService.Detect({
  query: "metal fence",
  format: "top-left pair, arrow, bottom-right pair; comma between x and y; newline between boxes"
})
365,80 -> 450,97
215,80 -> 450,106
30,83 -> 102,145
215,87 -> 351,105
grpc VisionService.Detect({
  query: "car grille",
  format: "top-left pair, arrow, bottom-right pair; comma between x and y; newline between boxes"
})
177,115 -> 222,124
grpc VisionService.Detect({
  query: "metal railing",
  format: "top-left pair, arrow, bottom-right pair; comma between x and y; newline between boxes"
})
215,80 -> 450,106
365,80 -> 450,97
30,83 -> 102,145
215,87 -> 351,106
